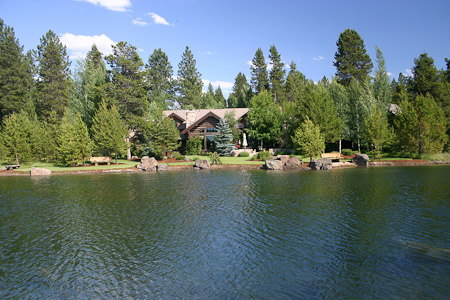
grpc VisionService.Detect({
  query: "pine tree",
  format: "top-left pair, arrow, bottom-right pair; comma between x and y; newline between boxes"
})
334,29 -> 373,86
410,53 -> 439,98
146,48 -> 175,109
91,101 -> 128,163
104,41 -> 149,127
247,90 -> 281,147
373,46 -> 392,109
149,114 -> 179,158
202,83 -> 217,108
229,72 -> 250,107
176,46 -> 203,108
269,45 -> 285,102
329,80 -> 351,152
58,113 -> 92,166
292,116 -> 325,162
214,86 -> 226,108
35,30 -> 71,121
1,111 -> 33,164
284,61 -> 307,103
296,83 -> 342,144
250,48 -> 269,94
0,19 -> 32,123
214,118 -> 234,156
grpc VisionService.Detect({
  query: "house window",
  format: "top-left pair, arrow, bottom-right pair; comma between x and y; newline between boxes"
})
199,129 -> 205,133
206,128 -> 217,133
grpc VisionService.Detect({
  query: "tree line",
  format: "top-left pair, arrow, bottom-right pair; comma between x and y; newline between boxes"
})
0,19 -> 448,165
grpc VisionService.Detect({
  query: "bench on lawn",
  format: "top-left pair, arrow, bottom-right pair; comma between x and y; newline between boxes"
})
321,152 -> 343,161
89,157 -> 112,166
5,164 -> 20,170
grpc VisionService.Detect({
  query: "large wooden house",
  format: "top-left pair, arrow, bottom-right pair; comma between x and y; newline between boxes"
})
163,108 -> 249,150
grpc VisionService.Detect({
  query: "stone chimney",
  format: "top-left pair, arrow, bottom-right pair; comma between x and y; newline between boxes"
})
185,111 -> 197,127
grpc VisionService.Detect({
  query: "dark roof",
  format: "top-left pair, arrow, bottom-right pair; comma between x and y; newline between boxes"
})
180,111 -> 222,135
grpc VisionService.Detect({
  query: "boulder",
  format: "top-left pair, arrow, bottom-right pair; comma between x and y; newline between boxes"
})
352,153 -> 369,166
194,159 -> 210,169
310,158 -> 332,170
276,155 -> 290,165
284,157 -> 302,169
137,156 -> 158,171
157,164 -> 168,171
264,159 -> 284,170
30,167 -> 51,176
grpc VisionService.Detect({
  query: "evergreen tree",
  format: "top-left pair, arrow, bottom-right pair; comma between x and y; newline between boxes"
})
292,116 -> 325,162
296,83 -> 342,144
176,46 -> 203,108
35,30 -> 71,121
146,48 -> 175,109
214,86 -> 226,108
58,113 -> 92,166
229,72 -> 250,107
91,101 -> 128,163
202,83 -> 217,108
333,29 -> 373,86
373,46 -> 392,109
364,104 -> 393,158
224,111 -> 240,142
268,45 -> 285,102
347,79 -> 369,151
409,53 -> 439,98
246,90 -> 281,147
104,41 -> 149,127
395,94 -> 447,156
250,48 -> 269,94
149,114 -> 179,158
74,44 -> 107,128
0,19 -> 32,123
1,111 -> 33,164
214,118 -> 234,156
284,61 -> 307,103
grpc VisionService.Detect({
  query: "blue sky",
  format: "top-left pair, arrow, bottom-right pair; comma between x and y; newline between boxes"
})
2,0 -> 450,96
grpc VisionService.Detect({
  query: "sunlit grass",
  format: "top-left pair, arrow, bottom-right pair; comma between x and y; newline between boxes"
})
8,159 -> 137,173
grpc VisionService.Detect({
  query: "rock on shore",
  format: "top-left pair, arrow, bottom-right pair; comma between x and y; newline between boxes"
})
30,167 -> 51,176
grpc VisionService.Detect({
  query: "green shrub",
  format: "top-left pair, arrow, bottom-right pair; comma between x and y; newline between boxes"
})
341,148 -> 353,156
257,151 -> 272,161
186,136 -> 203,155
209,152 -> 222,165
250,156 -> 257,161
238,152 -> 250,157
176,155 -> 185,160
171,151 -> 181,159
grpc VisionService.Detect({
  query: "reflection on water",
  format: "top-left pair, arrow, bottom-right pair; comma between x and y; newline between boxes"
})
1,166 -> 450,299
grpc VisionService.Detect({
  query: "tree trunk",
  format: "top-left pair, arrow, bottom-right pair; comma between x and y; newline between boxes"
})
339,139 -> 342,154
115,152 -> 118,164
126,137 -> 131,160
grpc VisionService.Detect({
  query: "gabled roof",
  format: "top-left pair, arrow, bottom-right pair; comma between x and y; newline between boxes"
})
180,111 -> 222,135
163,108 -> 248,121
167,112 -> 185,122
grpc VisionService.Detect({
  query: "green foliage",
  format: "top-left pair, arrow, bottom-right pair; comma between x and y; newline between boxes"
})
250,48 -> 269,94
146,48 -> 175,109
185,136 -> 204,155
0,19 -> 32,123
35,30 -> 71,121
341,148 -> 353,156
176,155 -> 185,160
329,80 -> 351,141
91,101 -> 128,163
228,72 -> 250,108
58,113 -> 92,166
333,29 -> 373,86
238,151 -> 250,157
215,118 -> 235,156
395,94 -> 447,157
148,113 -> 180,158
410,53 -> 440,98
269,45 -> 285,102
373,46 -> 392,110
176,46 -> 203,108
104,41 -> 149,128
364,105 -> 393,158
209,151 -> 222,165
257,151 -> 272,161
292,117 -> 325,162
247,90 -> 281,147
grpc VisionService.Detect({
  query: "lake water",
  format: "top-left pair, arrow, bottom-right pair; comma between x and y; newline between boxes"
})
1,166 -> 450,299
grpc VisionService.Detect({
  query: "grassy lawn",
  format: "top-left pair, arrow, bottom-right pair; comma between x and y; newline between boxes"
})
6,159 -> 138,173
168,155 -> 265,166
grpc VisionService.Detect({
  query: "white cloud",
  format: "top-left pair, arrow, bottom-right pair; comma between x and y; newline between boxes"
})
202,79 -> 233,94
203,51 -> 214,55
313,56 -> 324,61
60,33 -> 116,59
132,17 -> 148,26
285,63 -> 291,69
403,69 -> 413,77
246,60 -> 254,67
77,0 -> 131,12
387,72 -> 392,77
146,12 -> 171,25
137,48 -> 144,52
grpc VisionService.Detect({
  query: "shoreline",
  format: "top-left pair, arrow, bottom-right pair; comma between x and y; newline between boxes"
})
1,160 -> 449,176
